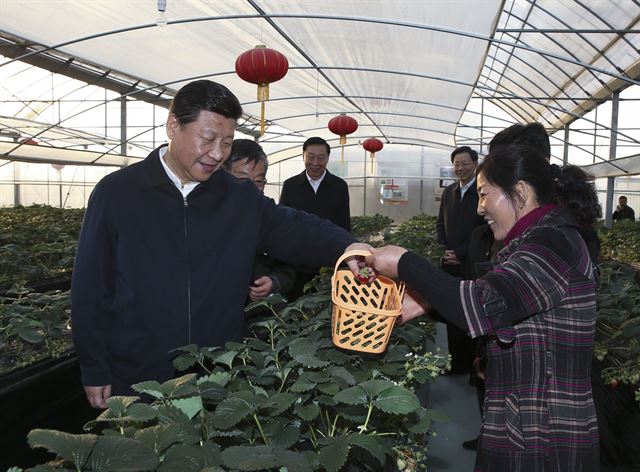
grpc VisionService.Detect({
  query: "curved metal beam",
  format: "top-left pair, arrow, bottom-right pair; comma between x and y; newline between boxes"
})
2,12 -> 638,86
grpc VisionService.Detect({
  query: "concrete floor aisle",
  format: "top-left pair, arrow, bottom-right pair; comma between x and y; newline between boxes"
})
421,324 -> 480,472
421,324 -> 639,472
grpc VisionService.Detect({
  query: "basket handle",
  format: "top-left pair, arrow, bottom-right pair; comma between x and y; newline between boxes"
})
332,249 -> 373,274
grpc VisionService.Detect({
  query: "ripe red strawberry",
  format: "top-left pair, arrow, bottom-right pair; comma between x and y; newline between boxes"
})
356,260 -> 377,284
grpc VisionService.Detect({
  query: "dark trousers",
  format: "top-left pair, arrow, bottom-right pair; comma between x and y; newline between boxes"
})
446,325 -> 476,374
442,261 -> 476,374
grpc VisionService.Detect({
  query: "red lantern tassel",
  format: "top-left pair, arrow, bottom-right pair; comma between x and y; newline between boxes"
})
257,83 -> 269,136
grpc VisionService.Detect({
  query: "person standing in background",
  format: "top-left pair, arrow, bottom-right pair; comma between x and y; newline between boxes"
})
224,139 -> 296,331
72,80 -> 366,408
279,136 -> 351,299
612,195 -> 635,222
366,145 -> 601,471
436,145 -> 484,374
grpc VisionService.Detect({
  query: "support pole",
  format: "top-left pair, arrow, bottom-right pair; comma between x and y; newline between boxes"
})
604,91 -> 620,229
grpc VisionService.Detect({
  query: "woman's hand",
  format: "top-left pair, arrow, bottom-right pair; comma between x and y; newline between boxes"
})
398,289 -> 431,325
364,245 -> 408,278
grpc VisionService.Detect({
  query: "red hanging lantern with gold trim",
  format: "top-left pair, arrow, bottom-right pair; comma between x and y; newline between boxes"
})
235,45 -> 288,136
328,113 -> 358,161
362,137 -> 383,172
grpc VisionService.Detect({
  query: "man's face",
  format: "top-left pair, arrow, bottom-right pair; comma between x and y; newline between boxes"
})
303,144 -> 329,180
229,158 -> 267,193
165,110 -> 236,183
453,152 -> 477,185
619,197 -> 628,208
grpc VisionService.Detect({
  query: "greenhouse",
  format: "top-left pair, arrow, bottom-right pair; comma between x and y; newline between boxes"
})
0,1 -> 639,471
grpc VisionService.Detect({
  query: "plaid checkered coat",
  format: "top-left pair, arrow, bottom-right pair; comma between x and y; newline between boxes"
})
460,208 -> 599,471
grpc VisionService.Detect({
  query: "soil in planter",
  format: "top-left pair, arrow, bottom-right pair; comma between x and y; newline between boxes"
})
0,352 -> 98,471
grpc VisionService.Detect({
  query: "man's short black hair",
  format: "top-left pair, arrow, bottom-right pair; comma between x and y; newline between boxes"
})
303,137 -> 331,156
225,139 -> 268,171
489,123 -> 551,159
169,80 -> 242,126
450,145 -> 478,163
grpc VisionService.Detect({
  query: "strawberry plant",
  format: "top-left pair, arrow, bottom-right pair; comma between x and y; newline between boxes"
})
594,262 -> 640,402
14,274 -> 447,471
0,287 -> 72,374
351,214 -> 393,244
0,205 -> 83,287
384,215 -> 443,263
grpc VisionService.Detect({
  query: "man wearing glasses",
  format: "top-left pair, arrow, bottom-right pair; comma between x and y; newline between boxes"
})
279,137 -> 351,298
225,139 -> 295,314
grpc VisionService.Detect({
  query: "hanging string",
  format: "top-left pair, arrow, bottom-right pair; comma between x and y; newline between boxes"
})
315,70 -> 320,119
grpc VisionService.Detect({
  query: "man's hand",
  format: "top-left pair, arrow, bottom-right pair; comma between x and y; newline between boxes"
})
364,245 -> 408,279
249,276 -> 274,301
399,289 -> 431,325
442,249 -> 461,265
84,385 -> 111,409
342,242 -> 375,274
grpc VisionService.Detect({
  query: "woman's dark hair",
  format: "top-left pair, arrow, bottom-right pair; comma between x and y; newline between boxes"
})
489,123 -> 551,160
553,165 -> 602,227
225,139 -> 268,171
477,144 -> 554,208
169,80 -> 242,126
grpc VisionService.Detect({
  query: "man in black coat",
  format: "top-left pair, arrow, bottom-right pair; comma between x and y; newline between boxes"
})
612,195 -> 635,222
72,81 -> 367,408
436,145 -> 484,374
279,137 -> 351,298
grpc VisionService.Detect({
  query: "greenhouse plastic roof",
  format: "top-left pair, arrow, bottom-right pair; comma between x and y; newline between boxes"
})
0,0 -> 639,166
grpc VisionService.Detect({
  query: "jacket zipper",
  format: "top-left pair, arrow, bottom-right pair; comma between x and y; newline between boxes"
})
183,196 -> 192,344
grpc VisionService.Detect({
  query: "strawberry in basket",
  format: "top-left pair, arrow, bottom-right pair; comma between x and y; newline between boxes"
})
356,260 -> 377,284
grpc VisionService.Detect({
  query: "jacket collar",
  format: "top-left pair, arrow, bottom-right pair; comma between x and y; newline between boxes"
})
296,169 -> 333,185
140,144 -> 227,198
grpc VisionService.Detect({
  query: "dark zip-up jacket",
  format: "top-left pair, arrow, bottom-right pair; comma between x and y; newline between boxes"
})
279,170 -> 351,233
71,146 -> 355,393
436,180 -> 484,267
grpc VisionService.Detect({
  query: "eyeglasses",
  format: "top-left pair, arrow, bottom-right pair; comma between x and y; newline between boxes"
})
239,177 -> 267,186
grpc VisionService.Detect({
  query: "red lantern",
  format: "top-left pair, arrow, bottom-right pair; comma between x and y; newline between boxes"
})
235,45 -> 288,136
362,138 -> 384,172
328,114 -> 358,161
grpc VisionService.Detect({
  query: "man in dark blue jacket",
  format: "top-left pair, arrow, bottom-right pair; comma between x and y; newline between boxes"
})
436,146 -> 484,374
72,80 -> 364,408
279,137 -> 351,299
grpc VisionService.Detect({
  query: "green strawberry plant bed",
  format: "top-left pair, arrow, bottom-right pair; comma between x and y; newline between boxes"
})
14,275 -> 448,472
0,205 -> 83,287
0,287 -> 73,376
351,214 -> 393,245
384,215 -> 443,263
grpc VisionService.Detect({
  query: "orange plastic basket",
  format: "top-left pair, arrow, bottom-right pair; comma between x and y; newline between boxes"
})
331,250 -> 406,354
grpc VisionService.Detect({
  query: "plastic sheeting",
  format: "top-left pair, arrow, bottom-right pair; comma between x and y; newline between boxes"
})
0,0 -> 639,167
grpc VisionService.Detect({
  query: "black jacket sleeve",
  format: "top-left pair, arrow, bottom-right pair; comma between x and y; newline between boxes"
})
398,251 -> 469,331
268,260 -> 297,295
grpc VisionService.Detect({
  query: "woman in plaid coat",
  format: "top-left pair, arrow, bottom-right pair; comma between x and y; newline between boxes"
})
367,145 -> 600,471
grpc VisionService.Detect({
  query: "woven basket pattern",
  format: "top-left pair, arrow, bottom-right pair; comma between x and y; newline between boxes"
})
331,254 -> 404,353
